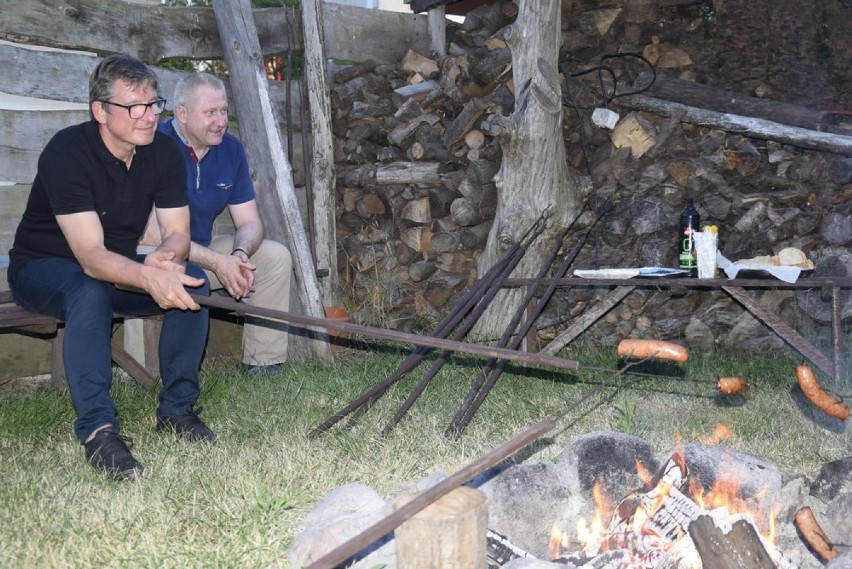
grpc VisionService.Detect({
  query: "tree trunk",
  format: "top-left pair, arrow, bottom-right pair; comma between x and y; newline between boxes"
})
212,0 -> 330,361
301,0 -> 339,307
471,0 -> 583,341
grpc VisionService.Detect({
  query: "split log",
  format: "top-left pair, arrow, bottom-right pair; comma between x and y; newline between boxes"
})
409,260 -> 437,282
401,196 -> 433,224
401,226 -> 434,253
356,192 -> 388,217
400,49 -> 439,77
460,222 -> 492,248
348,245 -> 385,273
331,73 -> 389,110
436,251 -> 477,274
451,197 -> 497,227
375,161 -> 444,185
611,112 -> 658,159
689,515 -> 774,569
443,97 -> 489,151
333,59 -> 377,84
431,231 -> 460,253
469,46 -> 512,88
392,80 -> 439,107
349,99 -> 396,121
387,112 -> 442,147
394,487 -> 489,569
422,270 -> 467,306
465,128 -> 486,150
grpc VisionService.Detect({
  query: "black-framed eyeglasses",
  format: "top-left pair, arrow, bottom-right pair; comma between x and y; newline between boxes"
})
97,97 -> 167,119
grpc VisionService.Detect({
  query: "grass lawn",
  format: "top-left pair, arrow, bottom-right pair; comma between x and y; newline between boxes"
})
0,341 -> 849,568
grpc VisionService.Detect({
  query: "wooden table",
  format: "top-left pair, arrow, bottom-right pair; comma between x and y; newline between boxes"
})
502,276 -> 852,385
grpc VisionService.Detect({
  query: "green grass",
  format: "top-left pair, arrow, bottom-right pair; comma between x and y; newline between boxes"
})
0,342 -> 850,568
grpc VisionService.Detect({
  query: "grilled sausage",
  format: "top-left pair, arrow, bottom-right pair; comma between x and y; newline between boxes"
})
717,376 -> 749,395
617,339 -> 689,363
795,362 -> 849,421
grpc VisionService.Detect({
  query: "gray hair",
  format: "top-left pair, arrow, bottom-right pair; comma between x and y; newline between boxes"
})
173,72 -> 227,110
89,54 -> 158,114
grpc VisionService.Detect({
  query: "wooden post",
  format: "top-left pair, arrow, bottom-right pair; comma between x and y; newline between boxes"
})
301,0 -> 339,306
394,486 -> 488,569
471,0 -> 585,340
427,6 -> 447,56
122,316 -> 162,377
212,0 -> 331,361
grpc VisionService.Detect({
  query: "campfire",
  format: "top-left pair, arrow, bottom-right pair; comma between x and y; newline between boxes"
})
286,428 -> 848,569
540,451 -> 795,569
475,429 -> 848,569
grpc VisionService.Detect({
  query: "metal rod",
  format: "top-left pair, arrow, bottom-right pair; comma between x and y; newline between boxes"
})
449,222 -> 596,436
447,231 -> 571,436
308,218 -> 546,436
378,224 -> 544,435
303,418 -> 556,569
192,294 -> 579,373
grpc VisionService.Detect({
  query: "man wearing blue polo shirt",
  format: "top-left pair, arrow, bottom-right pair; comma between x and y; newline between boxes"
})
143,72 -> 292,374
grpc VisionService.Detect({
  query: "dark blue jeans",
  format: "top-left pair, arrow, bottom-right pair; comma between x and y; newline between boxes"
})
9,256 -> 210,443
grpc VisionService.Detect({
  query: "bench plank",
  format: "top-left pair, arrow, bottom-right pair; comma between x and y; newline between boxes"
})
0,290 -> 160,390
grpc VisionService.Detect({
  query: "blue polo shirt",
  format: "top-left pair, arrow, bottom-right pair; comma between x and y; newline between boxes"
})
158,119 -> 255,246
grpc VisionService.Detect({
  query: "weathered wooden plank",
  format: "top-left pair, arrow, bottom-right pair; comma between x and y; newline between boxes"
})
540,286 -> 635,356
321,3 -> 429,65
0,108 -> 90,184
301,0 -> 339,306
0,0 -> 297,63
618,94 -> 852,156
0,43 -> 306,184
0,185 -> 32,251
722,285 -> 835,378
0,0 -> 428,65
0,43 -> 304,114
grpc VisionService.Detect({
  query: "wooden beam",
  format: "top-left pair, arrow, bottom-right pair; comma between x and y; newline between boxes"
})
0,0 -> 429,65
212,0 -> 331,361
300,0 -> 340,306
618,94 -> 852,155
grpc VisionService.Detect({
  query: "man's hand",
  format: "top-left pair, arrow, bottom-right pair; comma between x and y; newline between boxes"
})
144,250 -> 187,273
214,250 -> 256,300
142,264 -> 205,310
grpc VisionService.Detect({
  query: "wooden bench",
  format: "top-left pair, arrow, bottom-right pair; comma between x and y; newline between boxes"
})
0,289 -> 161,391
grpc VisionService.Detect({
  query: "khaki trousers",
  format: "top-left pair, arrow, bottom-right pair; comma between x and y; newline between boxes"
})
207,236 -> 292,366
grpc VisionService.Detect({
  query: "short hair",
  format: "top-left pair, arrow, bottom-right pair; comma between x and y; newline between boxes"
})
173,72 -> 227,111
89,54 -> 158,107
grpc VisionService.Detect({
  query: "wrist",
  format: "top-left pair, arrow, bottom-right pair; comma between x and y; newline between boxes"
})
231,247 -> 249,257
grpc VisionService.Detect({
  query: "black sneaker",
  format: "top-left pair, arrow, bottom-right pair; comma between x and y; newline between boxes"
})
84,429 -> 143,481
156,406 -> 216,443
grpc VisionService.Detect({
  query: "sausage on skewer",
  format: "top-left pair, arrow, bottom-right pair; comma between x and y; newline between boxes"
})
795,362 -> 849,421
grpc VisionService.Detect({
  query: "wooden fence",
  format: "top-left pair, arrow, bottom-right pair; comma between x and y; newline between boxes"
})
0,0 -> 429,379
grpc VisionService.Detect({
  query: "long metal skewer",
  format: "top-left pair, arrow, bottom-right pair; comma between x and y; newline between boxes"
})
191,293 -> 581,371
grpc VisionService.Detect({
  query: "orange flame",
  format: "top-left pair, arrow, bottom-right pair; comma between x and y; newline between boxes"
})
552,430 -> 782,558
548,524 -> 568,559
699,423 -> 735,445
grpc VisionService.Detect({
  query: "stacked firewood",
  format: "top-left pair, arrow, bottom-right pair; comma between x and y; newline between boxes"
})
332,0 -> 518,323
331,0 -> 852,349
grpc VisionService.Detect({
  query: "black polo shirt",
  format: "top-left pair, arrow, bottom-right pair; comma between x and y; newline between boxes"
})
9,120 -> 187,280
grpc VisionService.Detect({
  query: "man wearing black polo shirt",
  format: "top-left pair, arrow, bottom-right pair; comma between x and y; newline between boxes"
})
8,55 -> 213,481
